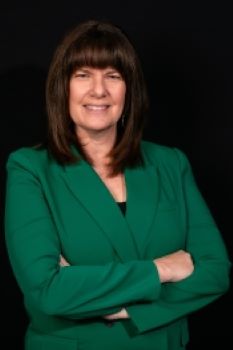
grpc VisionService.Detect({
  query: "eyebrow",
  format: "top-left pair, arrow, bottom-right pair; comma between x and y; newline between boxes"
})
74,67 -> 120,74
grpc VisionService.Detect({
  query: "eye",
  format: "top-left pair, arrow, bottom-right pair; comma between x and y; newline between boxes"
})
106,72 -> 123,80
73,71 -> 89,78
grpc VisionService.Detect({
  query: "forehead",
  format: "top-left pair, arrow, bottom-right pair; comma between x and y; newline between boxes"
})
67,39 -> 129,77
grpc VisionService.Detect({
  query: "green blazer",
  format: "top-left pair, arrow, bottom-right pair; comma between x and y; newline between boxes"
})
5,141 -> 230,350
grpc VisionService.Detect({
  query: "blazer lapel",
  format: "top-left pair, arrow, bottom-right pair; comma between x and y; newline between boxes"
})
61,159 -> 139,262
125,162 -> 160,258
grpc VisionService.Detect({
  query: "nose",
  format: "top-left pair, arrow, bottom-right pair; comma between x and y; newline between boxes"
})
90,75 -> 107,98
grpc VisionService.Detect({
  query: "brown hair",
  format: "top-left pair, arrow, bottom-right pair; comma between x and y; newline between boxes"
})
46,19 -> 149,174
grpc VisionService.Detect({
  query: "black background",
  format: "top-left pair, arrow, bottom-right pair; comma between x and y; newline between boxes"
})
1,1 -> 232,349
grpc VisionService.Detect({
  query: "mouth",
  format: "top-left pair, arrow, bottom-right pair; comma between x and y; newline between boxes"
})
84,105 -> 110,111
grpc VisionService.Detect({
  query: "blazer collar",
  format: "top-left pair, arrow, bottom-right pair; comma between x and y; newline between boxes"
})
125,162 -> 160,257
61,152 -> 159,261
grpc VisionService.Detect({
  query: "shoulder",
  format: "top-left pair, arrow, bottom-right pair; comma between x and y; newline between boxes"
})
6,146 -> 52,173
141,140 -> 191,171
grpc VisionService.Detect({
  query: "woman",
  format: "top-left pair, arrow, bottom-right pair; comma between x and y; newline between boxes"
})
5,20 -> 231,350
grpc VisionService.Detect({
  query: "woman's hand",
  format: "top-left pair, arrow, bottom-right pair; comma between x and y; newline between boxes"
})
103,250 -> 194,319
59,255 -> 70,267
103,308 -> 129,320
59,251 -> 193,319
59,255 -> 129,320
154,250 -> 194,283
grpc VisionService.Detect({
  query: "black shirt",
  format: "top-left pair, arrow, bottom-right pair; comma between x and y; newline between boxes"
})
117,201 -> 126,216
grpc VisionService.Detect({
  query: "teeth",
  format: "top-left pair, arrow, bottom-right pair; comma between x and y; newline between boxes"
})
85,105 -> 108,110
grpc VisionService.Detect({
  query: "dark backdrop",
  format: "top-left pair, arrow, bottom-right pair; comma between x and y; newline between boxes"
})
1,1 -> 232,349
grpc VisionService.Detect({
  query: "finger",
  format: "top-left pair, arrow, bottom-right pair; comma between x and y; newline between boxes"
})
103,309 -> 129,320
59,255 -> 70,267
103,314 -> 116,320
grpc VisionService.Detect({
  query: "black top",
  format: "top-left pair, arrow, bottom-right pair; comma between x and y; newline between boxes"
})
117,201 -> 126,216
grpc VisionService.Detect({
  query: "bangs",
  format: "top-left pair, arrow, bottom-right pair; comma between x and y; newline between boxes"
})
66,34 -> 129,78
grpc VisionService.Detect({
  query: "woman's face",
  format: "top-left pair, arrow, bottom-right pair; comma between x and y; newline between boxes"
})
69,66 -> 126,137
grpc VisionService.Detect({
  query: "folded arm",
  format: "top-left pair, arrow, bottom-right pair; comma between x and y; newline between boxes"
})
5,151 -> 161,320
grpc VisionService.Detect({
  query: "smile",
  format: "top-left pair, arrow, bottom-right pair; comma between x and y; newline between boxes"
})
84,105 -> 109,110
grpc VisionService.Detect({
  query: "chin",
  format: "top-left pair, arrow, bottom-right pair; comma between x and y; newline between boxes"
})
88,122 -> 117,132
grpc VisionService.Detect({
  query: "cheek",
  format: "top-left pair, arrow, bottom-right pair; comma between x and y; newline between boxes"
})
68,84 -> 83,120
69,80 -> 84,104
68,94 -> 75,116
69,86 -> 78,104
117,86 -> 126,107
68,94 -> 80,123
68,88 -> 75,116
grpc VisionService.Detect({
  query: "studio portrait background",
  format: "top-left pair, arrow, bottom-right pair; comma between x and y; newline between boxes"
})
1,1 -> 232,349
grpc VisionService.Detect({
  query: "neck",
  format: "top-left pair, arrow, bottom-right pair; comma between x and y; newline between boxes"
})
76,127 -> 117,169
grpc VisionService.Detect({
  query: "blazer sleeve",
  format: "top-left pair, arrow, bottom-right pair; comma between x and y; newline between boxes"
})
4,150 -> 161,320
126,147 -> 231,333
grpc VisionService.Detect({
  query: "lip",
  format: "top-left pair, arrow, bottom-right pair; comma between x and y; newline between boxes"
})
84,105 -> 110,110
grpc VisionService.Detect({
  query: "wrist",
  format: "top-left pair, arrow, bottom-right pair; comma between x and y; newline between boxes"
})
154,259 -> 171,283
